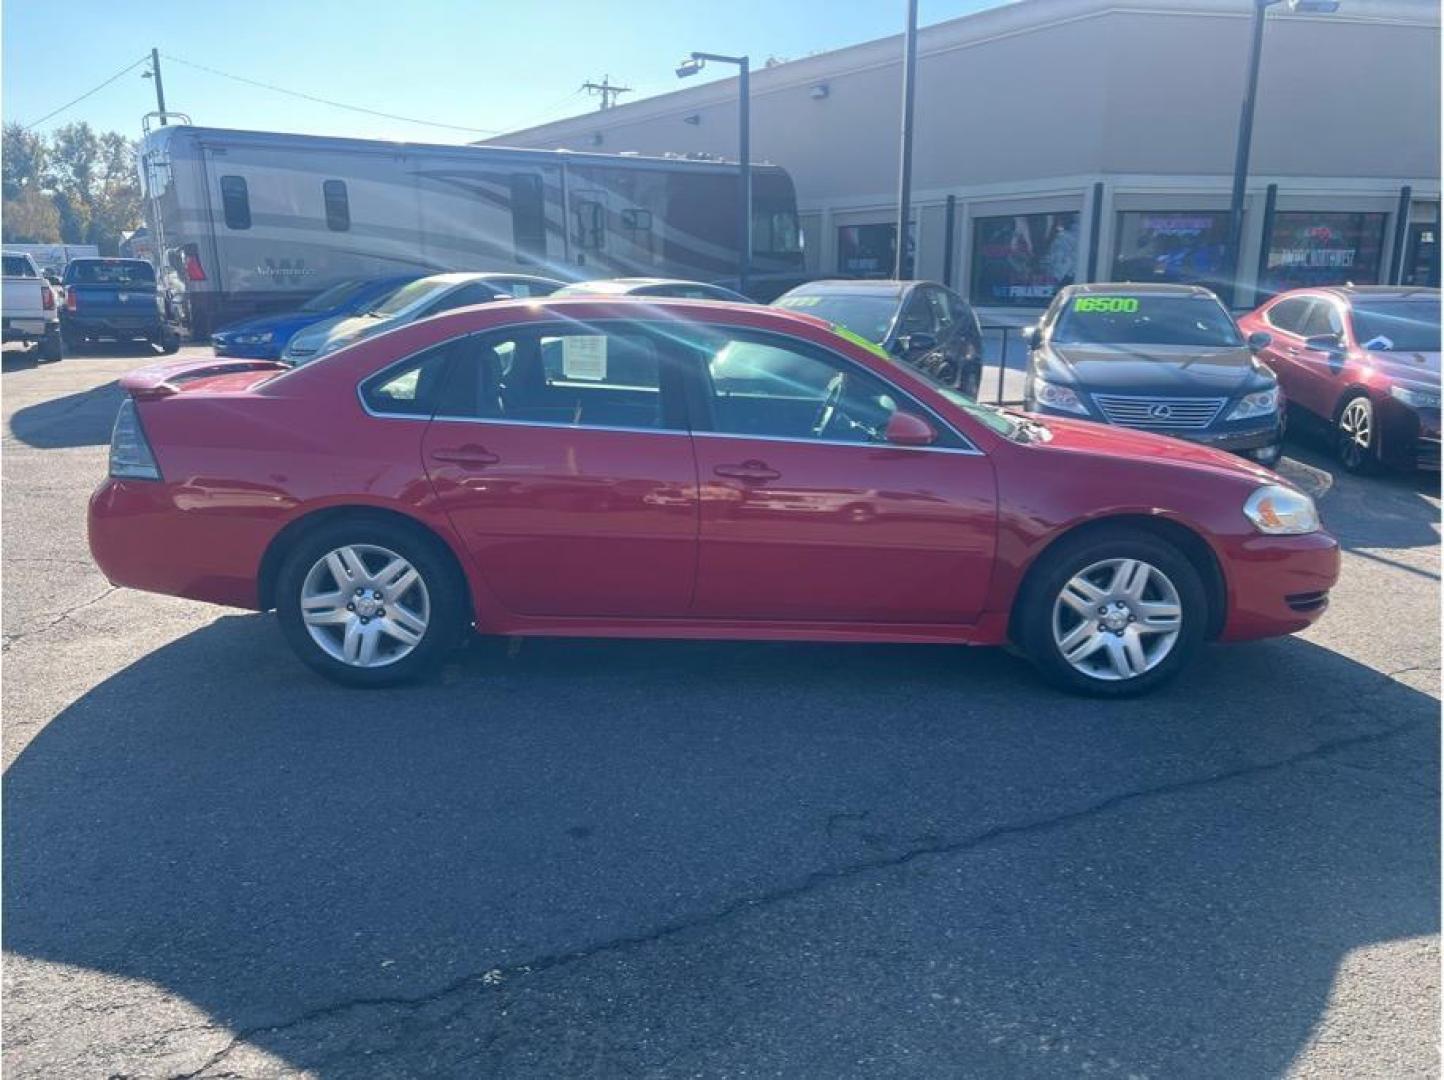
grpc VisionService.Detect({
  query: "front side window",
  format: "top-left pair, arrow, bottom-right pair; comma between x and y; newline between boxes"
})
1052,293 -> 1242,348
323,180 -> 350,232
970,211 -> 1079,307
422,282 -> 498,316
370,278 -> 455,317
220,175 -> 251,230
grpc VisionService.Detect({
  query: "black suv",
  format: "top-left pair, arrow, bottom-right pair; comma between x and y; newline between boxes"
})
774,279 -> 985,399
1023,283 -> 1284,466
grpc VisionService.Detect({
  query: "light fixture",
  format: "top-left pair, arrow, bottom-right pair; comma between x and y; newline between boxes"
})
683,113 -> 701,125
676,56 -> 705,78
809,83 -> 829,99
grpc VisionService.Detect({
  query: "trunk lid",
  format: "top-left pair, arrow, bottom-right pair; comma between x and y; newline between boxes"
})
120,357 -> 287,400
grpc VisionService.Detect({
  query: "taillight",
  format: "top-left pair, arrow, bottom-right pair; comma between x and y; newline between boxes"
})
109,398 -> 162,481
183,245 -> 207,282
66,289 -> 77,312
42,286 -> 54,311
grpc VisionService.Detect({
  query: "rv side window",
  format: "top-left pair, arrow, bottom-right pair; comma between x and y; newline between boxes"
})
510,174 -> 546,260
574,199 -> 604,251
323,180 -> 350,232
220,175 -> 251,230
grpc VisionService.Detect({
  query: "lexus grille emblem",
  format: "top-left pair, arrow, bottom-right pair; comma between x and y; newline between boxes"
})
1148,403 -> 1173,420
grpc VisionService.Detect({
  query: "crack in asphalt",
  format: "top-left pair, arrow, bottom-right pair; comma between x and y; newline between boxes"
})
1,585 -> 119,653
170,711 -> 1427,1079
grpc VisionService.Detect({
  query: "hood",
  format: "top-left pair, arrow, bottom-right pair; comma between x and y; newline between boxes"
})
1365,349 -> 1440,388
283,313 -> 380,358
214,309 -> 333,339
1042,344 -> 1271,394
1024,412 -> 1280,484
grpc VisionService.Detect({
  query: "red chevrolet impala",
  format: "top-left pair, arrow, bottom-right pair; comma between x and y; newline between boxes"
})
88,299 -> 1339,695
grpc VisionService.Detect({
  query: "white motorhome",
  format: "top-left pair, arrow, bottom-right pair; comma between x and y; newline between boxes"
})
138,125 -> 804,337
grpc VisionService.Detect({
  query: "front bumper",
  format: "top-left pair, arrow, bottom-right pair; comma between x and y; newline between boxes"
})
1215,530 -> 1340,642
1377,399 -> 1441,471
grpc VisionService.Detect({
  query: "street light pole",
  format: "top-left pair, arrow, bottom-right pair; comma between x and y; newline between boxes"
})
677,51 -> 752,296
894,0 -> 918,280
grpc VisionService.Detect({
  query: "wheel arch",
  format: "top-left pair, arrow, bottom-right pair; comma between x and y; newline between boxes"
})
257,505 -> 475,625
1009,513 -> 1228,643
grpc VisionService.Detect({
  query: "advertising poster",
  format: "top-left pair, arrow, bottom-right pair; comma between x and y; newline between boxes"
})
970,212 -> 1079,307
1263,212 -> 1386,292
1111,211 -> 1229,290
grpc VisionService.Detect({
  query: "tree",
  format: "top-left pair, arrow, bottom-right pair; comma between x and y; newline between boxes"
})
2,123 -> 49,200
2,187 -> 61,243
0,122 -> 142,253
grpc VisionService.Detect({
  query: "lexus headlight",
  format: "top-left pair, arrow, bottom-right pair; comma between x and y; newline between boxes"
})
1228,386 -> 1280,421
1390,384 -> 1441,410
1243,484 -> 1319,535
1034,379 -> 1089,416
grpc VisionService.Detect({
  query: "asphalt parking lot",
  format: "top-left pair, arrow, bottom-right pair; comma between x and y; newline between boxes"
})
2,342 -> 1439,1078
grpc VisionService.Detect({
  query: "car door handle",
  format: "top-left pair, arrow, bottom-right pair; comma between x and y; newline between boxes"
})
429,445 -> 500,467
713,461 -> 780,482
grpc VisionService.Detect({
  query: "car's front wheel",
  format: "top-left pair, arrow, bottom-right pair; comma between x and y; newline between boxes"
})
1335,393 -> 1379,474
1016,528 -> 1207,696
275,521 -> 467,687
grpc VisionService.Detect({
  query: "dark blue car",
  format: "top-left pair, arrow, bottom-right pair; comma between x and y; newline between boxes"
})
211,276 -> 421,360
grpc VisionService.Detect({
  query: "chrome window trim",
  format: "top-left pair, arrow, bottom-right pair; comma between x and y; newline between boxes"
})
689,429 -> 984,456
427,414 -> 689,437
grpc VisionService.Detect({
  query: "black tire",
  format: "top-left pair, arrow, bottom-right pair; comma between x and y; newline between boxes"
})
60,329 -> 82,353
1014,526 -> 1208,697
1335,393 -> 1379,475
159,327 -> 181,355
38,327 -> 62,363
275,519 -> 468,688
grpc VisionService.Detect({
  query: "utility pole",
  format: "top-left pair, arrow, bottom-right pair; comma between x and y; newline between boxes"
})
145,47 -> 168,124
893,0 -> 918,279
581,76 -> 632,110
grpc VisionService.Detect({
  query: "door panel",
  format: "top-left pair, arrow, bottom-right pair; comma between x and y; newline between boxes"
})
692,436 -> 997,623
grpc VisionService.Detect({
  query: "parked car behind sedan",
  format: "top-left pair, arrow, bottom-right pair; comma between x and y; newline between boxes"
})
213,275 -> 422,360
90,299 -> 1337,697
552,278 -> 754,302
1237,286 -> 1441,473
61,257 -> 181,353
280,272 -> 564,365
774,279 -> 985,398
1023,283 -> 1284,466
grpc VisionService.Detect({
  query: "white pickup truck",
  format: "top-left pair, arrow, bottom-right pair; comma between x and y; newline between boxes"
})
3,250 -> 62,361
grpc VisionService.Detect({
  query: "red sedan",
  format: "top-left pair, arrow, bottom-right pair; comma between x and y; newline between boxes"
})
89,299 -> 1339,696
1237,286 -> 1440,473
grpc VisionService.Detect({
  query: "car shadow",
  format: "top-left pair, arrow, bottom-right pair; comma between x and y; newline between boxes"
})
6,380 -> 124,449
4,618 -> 1437,1076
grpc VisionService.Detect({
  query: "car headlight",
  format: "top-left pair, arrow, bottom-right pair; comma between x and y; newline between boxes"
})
1228,386 -> 1280,421
1243,484 -> 1319,535
1033,379 -> 1089,416
233,331 -> 274,345
1390,384 -> 1441,410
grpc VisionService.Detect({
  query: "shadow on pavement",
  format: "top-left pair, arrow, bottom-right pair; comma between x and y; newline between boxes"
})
4,617 -> 1438,1075
7,381 -> 123,449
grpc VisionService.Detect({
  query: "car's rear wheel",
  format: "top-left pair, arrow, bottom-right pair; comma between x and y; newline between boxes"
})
275,521 -> 466,687
37,327 -> 62,362
1016,528 -> 1207,696
1335,393 -> 1379,474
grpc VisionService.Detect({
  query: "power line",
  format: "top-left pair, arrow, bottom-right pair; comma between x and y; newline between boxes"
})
581,76 -> 632,110
160,53 -> 505,135
24,55 -> 149,130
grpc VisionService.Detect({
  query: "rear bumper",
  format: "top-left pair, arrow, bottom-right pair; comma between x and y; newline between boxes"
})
2,317 -> 54,341
62,313 -> 165,338
1216,530 -> 1341,642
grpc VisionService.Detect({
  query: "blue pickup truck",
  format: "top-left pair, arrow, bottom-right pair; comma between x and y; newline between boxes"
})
60,258 -> 182,353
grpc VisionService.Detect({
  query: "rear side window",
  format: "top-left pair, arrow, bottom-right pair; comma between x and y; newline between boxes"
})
220,175 -> 251,230
1300,301 -> 1344,339
3,255 -> 34,277
360,343 -> 456,417
323,180 -> 350,232
1265,297 -> 1310,334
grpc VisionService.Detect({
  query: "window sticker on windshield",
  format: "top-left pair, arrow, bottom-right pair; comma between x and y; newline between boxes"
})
561,335 -> 608,380
777,296 -> 820,307
1073,296 -> 1139,313
831,324 -> 891,359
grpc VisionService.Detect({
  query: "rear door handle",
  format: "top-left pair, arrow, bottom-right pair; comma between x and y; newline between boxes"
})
429,444 -> 500,467
714,460 -> 780,482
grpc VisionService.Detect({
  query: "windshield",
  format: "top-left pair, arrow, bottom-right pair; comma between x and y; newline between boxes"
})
1352,300 -> 1441,352
776,292 -> 899,344
300,279 -> 367,312
65,260 -> 155,286
369,278 -> 452,317
1052,294 -> 1242,348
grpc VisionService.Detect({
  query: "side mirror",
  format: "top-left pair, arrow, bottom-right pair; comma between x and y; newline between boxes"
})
1246,330 -> 1272,352
883,411 -> 937,447
1023,325 -> 1042,350
898,331 -> 937,355
1303,333 -> 1344,354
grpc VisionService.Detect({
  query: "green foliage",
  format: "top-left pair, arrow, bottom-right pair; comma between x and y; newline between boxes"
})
1,122 -> 142,254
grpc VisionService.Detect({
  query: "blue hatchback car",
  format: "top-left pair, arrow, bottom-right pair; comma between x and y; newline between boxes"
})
211,276 -> 421,360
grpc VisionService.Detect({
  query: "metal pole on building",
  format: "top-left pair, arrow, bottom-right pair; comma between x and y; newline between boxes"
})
676,51 -> 751,294
942,195 -> 957,287
1390,185 -> 1413,284
1085,181 -> 1104,282
1224,0 -> 1270,307
893,0 -> 918,280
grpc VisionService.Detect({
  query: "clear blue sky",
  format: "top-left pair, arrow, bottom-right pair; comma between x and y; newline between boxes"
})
3,0 -> 997,144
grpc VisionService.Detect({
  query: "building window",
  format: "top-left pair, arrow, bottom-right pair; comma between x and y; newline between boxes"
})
1112,211 -> 1229,291
220,175 -> 251,231
510,174 -> 546,260
1262,211 -> 1387,294
321,180 -> 350,232
837,223 -> 896,278
970,212 -> 1078,307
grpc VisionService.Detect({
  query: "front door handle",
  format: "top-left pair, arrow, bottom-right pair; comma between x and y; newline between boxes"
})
429,444 -> 500,468
714,460 -> 780,482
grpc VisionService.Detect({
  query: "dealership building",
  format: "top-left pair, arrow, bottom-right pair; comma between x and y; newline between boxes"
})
488,0 -> 1440,313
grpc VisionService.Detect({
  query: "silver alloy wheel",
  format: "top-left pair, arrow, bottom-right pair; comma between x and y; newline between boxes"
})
1339,397 -> 1372,465
1051,557 -> 1183,682
299,543 -> 431,668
